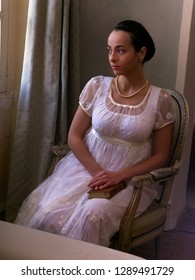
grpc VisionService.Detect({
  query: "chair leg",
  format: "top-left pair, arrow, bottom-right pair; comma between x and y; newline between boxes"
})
154,236 -> 161,259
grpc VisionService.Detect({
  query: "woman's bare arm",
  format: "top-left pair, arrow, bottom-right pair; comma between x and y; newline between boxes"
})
68,105 -> 103,176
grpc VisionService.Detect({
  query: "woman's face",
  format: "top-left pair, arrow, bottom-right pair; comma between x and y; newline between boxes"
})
107,30 -> 142,76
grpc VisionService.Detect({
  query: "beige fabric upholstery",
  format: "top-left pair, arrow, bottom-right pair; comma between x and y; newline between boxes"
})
132,202 -> 166,238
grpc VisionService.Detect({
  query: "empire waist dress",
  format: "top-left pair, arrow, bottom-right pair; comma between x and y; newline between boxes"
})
15,75 -> 174,247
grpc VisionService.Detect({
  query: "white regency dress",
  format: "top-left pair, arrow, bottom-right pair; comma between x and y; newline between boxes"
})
15,76 -> 174,247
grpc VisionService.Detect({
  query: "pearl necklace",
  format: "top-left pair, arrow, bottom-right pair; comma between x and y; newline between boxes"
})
115,76 -> 148,98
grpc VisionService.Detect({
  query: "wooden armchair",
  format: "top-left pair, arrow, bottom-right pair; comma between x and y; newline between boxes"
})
48,89 -> 189,258
110,89 -> 189,257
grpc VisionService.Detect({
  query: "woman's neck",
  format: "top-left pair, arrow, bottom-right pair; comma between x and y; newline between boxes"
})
116,73 -> 147,94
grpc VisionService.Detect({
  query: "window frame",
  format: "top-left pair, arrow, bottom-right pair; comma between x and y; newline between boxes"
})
0,0 -> 8,93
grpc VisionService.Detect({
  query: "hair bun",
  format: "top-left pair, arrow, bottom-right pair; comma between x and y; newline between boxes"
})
114,20 -> 155,62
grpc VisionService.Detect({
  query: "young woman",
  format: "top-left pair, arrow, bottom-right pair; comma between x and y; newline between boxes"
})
15,20 -> 174,247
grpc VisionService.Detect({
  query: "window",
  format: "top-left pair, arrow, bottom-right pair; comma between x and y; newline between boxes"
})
0,0 -> 8,93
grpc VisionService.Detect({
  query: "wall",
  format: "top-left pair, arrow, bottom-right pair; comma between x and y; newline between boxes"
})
0,0 -> 29,211
168,0 -> 195,229
80,0 -> 183,89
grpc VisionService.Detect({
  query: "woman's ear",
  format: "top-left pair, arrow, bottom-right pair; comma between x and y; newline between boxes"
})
139,47 -> 147,62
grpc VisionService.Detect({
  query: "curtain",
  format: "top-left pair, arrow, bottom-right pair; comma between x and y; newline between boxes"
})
6,0 -> 80,222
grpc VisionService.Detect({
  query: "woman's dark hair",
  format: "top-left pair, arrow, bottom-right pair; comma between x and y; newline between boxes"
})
114,20 -> 155,63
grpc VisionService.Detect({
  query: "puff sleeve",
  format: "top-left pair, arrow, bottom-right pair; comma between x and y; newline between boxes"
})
154,89 -> 175,130
79,76 -> 103,117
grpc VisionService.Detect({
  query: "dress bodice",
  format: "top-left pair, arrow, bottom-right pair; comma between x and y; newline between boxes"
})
79,76 -> 174,143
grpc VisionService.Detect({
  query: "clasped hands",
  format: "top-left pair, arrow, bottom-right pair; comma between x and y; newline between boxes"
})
88,170 -> 123,190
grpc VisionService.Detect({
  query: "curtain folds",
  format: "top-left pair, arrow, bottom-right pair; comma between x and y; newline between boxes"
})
6,0 -> 80,222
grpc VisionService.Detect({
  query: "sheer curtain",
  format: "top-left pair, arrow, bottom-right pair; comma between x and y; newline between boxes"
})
6,0 -> 80,222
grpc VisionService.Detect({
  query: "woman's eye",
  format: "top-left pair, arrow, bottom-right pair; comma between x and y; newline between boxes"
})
107,48 -> 125,55
118,49 -> 125,54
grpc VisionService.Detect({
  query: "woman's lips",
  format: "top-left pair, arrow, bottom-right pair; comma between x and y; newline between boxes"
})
111,65 -> 120,70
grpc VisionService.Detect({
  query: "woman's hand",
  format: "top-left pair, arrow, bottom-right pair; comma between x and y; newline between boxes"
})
88,170 -> 123,190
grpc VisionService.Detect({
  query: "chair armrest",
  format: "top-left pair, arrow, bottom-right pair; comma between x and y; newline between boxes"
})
149,160 -> 181,181
116,160 -> 181,248
51,144 -> 70,156
47,145 -> 71,177
130,173 -> 154,188
130,160 -> 180,188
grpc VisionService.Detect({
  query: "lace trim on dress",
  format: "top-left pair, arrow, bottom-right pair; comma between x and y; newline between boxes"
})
106,85 -> 152,116
154,89 -> 175,130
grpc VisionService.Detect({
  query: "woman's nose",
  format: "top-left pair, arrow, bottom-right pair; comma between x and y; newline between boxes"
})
109,52 -> 117,62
